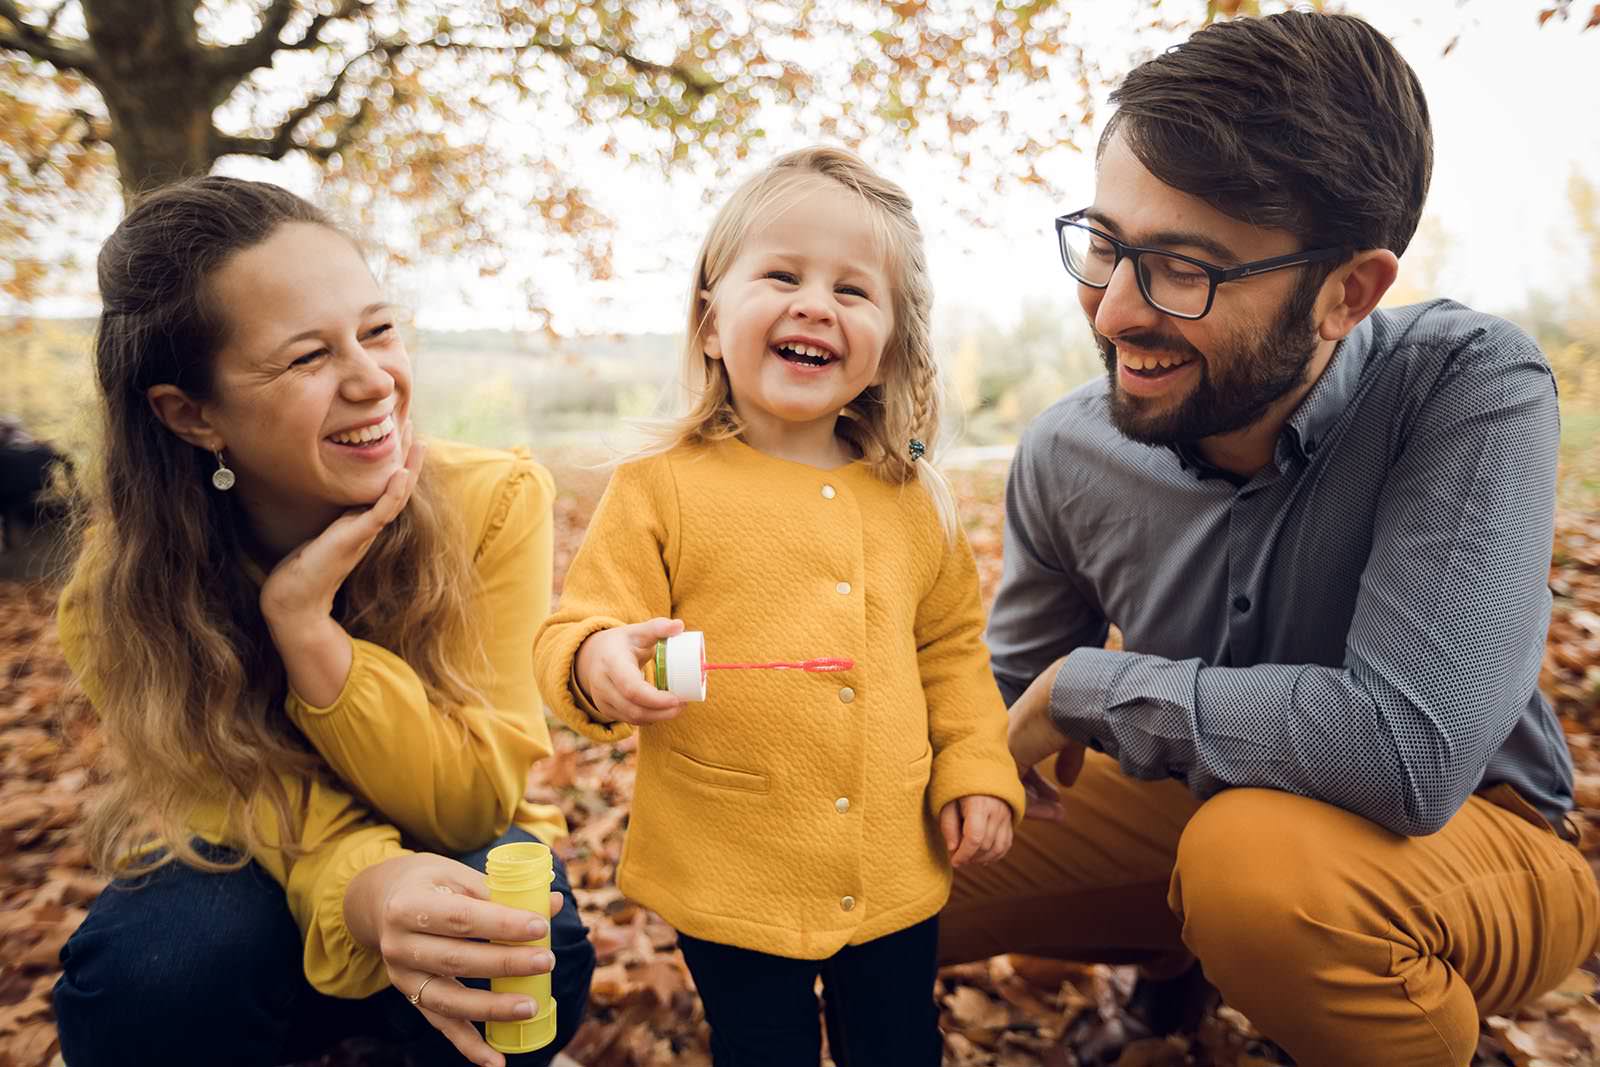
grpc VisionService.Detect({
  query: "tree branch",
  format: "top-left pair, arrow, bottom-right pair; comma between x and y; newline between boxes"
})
207,0 -> 369,84
24,106 -> 103,174
214,40 -> 396,161
579,39 -> 720,95
0,0 -> 95,72
301,93 -> 373,159
206,0 -> 295,79
41,0 -> 67,35
213,94 -> 370,161
211,23 -> 725,165
280,0 -> 367,53
209,133 -> 282,158
420,33 -> 721,97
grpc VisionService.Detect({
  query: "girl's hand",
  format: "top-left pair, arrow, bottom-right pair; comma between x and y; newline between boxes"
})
259,423 -> 423,630
345,852 -> 565,1067
574,618 -> 688,725
939,794 -> 1014,867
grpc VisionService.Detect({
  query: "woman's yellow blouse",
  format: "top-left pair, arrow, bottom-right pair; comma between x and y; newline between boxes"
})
56,440 -> 564,997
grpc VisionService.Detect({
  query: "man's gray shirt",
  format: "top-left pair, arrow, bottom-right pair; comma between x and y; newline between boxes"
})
986,299 -> 1575,837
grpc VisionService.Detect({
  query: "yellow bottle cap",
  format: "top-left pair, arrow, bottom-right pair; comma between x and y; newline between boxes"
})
485,841 -> 553,891
487,1000 -> 557,1054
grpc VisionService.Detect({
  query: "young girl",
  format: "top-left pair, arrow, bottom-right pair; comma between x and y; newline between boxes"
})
532,147 -> 1024,1064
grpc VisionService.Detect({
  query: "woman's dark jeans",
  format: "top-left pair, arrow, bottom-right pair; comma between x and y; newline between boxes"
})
53,827 -> 596,1067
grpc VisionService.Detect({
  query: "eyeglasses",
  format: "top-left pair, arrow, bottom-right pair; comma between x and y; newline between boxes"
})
1054,209 -> 1346,321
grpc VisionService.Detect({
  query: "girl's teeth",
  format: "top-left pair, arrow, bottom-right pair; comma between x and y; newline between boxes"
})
780,343 -> 830,360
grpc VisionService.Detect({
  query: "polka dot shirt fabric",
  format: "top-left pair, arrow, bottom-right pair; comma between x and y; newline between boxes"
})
985,299 -> 1575,837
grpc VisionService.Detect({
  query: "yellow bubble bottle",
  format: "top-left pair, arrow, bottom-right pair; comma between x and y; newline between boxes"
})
484,841 -> 557,1054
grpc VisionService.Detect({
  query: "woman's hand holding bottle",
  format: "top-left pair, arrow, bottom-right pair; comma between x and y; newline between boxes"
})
345,852 -> 562,1067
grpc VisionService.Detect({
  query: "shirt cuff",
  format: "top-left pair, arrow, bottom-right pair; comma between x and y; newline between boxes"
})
288,638 -> 370,718
303,835 -> 411,999
569,664 -> 601,716
1047,647 -> 1124,747
1049,647 -> 1202,780
539,619 -> 636,743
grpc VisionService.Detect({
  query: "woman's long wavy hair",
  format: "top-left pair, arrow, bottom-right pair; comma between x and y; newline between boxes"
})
70,177 -> 484,876
644,146 -> 958,537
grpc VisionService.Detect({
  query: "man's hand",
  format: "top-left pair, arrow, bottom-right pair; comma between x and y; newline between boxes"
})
939,795 -> 1014,867
1007,655 -> 1086,821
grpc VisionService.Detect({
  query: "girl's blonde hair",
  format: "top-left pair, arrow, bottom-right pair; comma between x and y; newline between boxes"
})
646,146 -> 958,536
70,177 -> 485,877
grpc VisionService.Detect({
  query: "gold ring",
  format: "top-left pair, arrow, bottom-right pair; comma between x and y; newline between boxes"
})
408,974 -> 438,1007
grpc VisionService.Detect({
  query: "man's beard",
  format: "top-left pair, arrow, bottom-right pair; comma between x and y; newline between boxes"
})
1093,279 -> 1322,447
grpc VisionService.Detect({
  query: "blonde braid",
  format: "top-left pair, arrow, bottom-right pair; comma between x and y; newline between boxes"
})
908,348 -> 939,452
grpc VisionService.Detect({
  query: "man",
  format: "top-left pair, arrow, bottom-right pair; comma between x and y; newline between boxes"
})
941,12 -> 1599,1067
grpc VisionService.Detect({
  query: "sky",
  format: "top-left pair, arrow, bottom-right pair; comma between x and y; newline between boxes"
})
23,0 -> 1600,336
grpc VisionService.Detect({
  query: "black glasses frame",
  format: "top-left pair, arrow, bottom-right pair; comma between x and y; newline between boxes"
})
1054,209 -> 1347,321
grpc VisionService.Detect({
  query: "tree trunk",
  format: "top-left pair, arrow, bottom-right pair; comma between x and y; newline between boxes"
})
81,0 -> 223,202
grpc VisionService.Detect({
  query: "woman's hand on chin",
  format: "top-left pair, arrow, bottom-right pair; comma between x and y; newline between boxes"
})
345,852 -> 563,1067
260,427 -> 423,705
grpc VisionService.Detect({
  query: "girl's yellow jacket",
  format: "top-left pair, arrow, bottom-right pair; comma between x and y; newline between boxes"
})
535,437 -> 1025,959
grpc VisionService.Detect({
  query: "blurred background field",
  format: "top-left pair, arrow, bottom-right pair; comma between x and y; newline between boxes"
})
5,288 -> 1599,520
5,273 -> 1599,506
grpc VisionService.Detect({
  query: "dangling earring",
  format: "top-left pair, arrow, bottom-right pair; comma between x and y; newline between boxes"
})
211,450 -> 236,491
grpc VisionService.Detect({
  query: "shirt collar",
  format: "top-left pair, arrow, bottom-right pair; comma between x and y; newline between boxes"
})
1281,314 -> 1372,461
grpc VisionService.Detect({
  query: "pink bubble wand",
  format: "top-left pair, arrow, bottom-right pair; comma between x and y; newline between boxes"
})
703,657 -> 854,673
654,632 -> 853,700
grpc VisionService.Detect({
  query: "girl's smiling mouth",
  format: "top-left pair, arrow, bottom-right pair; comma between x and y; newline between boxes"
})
771,337 -> 839,368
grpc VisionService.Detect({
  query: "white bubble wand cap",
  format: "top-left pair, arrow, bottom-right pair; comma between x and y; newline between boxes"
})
652,631 -> 853,702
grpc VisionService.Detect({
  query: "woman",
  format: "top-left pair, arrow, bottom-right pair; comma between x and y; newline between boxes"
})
52,177 -> 595,1067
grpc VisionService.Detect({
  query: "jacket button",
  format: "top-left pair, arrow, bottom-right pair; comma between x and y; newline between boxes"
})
835,797 -> 849,814
840,895 -> 856,912
821,484 -> 836,499
838,687 -> 855,704
836,581 -> 851,595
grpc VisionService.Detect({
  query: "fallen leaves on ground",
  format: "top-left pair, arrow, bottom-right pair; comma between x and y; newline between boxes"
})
1,468 -> 1598,1067
0,583 -> 104,1067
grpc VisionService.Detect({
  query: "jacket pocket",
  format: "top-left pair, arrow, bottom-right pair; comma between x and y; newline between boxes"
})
668,749 -> 770,795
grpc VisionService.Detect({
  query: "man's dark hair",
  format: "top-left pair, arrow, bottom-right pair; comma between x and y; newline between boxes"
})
1104,11 -> 1432,259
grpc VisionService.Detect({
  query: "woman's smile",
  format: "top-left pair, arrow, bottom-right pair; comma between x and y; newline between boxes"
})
325,411 -> 401,458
